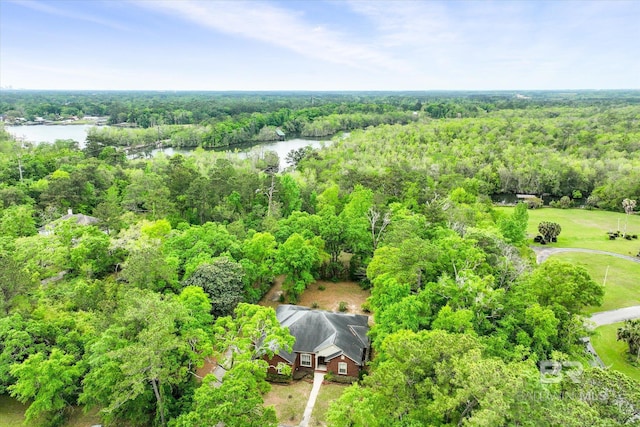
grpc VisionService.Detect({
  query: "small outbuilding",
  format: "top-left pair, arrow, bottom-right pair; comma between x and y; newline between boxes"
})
516,194 -> 539,201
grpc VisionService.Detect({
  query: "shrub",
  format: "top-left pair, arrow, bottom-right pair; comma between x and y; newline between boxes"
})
338,301 -> 348,312
559,196 -> 573,209
585,195 -> 600,210
293,370 -> 311,380
538,221 -> 561,243
266,372 -> 292,383
525,197 -> 543,209
311,301 -> 319,309
318,284 -> 326,291
549,197 -> 573,209
361,301 -> 371,313
325,371 -> 358,384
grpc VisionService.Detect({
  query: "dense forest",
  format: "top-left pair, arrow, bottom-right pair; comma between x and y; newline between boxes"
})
4,90 -> 640,149
0,91 -> 639,426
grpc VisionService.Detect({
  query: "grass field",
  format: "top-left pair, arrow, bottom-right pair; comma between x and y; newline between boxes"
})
496,207 -> 640,255
310,383 -> 348,426
591,322 -> 640,383
549,252 -> 640,313
263,379 -> 313,425
0,395 -> 102,427
0,394 -> 28,427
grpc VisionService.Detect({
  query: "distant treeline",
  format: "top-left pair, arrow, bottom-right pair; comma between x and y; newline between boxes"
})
3,90 -> 640,126
5,90 -> 640,152
83,110 -> 419,153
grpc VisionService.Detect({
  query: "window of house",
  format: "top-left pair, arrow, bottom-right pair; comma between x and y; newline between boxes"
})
300,353 -> 312,367
338,362 -> 348,375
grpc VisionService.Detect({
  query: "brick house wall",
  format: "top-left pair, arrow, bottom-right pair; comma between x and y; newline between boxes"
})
266,352 -> 363,377
326,355 -> 360,377
265,354 -> 292,375
295,352 -> 315,374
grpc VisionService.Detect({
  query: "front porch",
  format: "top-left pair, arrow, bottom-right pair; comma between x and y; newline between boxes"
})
316,356 -> 327,372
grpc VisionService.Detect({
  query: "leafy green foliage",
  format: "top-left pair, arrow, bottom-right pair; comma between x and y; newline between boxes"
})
276,233 -> 323,302
80,288 -> 212,426
617,319 -> 640,360
2,94 -> 640,426
525,259 -> 604,315
538,221 -> 562,243
171,362 -> 277,427
0,255 -> 33,315
239,232 -> 277,302
182,257 -> 245,318
213,303 -> 294,369
9,349 -> 84,425
328,330 -> 534,426
0,205 -> 37,238
498,202 -> 528,245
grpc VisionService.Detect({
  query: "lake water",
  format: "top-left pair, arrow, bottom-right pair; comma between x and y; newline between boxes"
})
6,124 -> 94,147
148,138 -> 332,171
5,124 -> 333,171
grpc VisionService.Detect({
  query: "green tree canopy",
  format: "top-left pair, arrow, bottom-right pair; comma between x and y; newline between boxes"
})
182,257 -> 246,318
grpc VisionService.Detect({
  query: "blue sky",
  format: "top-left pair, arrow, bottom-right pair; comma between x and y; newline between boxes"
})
1,0 -> 638,90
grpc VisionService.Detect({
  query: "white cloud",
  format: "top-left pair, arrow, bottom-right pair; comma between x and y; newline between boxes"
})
133,0 -> 410,73
8,0 -> 130,31
346,1 -> 457,47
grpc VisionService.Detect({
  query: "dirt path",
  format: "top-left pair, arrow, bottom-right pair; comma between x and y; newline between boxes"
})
531,246 -> 640,265
530,246 -> 640,326
259,275 -> 286,309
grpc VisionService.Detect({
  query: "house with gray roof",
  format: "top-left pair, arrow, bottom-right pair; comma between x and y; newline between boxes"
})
38,208 -> 100,235
266,305 -> 370,378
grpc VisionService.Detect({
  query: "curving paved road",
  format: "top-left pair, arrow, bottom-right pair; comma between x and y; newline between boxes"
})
590,306 -> 640,327
531,246 -> 640,326
531,246 -> 640,265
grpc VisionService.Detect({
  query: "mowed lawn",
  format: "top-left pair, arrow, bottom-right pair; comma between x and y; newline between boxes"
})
496,207 -> 640,255
0,395 -> 102,427
549,252 -> 640,313
0,394 -> 27,427
591,322 -> 640,383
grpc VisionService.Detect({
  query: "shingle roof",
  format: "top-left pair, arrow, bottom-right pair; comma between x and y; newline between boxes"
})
275,305 -> 370,366
38,212 -> 100,235
60,213 -> 99,226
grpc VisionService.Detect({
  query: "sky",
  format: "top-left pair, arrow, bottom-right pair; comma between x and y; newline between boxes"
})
1,0 -> 638,91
